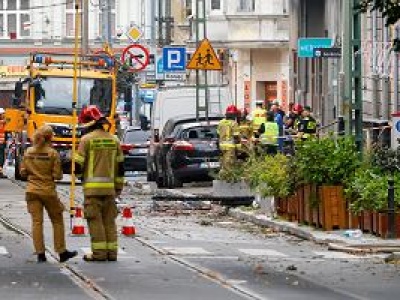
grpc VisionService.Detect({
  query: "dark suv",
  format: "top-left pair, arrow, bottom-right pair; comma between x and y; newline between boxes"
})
147,115 -> 222,188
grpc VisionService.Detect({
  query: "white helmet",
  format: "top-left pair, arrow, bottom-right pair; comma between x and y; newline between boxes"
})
0,108 -> 5,114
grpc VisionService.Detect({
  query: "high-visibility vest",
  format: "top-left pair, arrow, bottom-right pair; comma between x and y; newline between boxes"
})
75,129 -> 125,196
0,120 -> 5,144
251,108 -> 266,130
217,119 -> 239,150
260,122 -> 279,145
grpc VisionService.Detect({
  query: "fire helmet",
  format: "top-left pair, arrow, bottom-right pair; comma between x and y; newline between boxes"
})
78,105 -> 104,127
226,104 -> 239,115
293,104 -> 303,113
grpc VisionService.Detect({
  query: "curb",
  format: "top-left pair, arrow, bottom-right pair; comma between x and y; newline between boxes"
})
228,209 -> 400,251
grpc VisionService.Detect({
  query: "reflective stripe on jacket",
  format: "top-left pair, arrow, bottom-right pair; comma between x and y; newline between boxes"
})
251,108 -> 266,130
217,118 -> 239,150
75,129 -> 124,196
260,122 -> 279,145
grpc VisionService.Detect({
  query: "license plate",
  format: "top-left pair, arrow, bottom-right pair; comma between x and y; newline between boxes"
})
129,148 -> 147,155
200,161 -> 220,168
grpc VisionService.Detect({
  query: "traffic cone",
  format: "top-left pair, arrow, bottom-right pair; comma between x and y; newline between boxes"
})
121,207 -> 136,236
72,207 -> 85,235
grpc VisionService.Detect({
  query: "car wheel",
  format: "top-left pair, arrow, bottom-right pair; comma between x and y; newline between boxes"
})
166,162 -> 182,189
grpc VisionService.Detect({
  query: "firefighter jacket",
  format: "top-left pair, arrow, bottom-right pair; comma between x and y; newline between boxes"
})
217,119 -> 240,151
296,116 -> 317,139
239,120 -> 254,141
75,129 -> 124,197
20,145 -> 63,196
251,108 -> 266,131
0,119 -> 5,144
259,121 -> 279,145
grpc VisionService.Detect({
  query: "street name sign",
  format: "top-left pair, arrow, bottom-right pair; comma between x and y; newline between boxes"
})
314,47 -> 342,58
298,38 -> 333,58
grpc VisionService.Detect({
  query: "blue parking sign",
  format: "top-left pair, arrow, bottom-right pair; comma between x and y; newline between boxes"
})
162,47 -> 186,72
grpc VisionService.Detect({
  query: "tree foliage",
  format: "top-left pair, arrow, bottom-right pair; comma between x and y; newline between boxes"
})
357,0 -> 400,26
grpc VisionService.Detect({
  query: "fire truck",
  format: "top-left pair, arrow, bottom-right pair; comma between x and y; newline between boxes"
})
4,51 -> 119,180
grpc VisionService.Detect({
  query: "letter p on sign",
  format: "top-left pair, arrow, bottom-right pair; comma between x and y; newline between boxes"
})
162,47 -> 186,72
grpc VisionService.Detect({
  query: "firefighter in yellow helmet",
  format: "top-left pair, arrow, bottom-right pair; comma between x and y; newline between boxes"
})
20,125 -> 78,263
0,107 -> 6,178
217,105 -> 240,176
75,105 -> 124,262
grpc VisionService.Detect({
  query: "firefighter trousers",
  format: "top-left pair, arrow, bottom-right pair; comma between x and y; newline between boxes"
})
219,149 -> 236,175
83,196 -> 118,260
26,193 -> 66,254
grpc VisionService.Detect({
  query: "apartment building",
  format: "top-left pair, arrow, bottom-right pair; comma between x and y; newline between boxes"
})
186,0 -> 291,111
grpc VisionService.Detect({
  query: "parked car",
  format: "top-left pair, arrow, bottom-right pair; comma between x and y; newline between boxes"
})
121,126 -> 150,173
147,115 -> 223,188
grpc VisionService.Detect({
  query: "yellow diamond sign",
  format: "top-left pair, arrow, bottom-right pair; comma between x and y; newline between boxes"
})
127,25 -> 143,43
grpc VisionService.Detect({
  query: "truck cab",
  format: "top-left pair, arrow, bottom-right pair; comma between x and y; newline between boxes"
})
7,52 -> 118,179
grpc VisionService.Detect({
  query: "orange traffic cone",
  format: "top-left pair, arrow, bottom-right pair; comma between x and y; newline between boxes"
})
72,207 -> 86,235
121,207 -> 136,236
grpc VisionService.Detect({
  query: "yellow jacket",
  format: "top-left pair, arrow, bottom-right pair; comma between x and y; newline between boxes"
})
20,145 -> 63,196
217,119 -> 240,150
75,129 -> 124,197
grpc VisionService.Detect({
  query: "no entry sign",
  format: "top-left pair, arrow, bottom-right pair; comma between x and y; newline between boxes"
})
121,44 -> 150,71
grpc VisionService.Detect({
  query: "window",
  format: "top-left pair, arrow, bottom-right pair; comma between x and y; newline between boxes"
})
238,0 -> 255,12
7,0 -> 16,10
65,0 -> 81,37
0,0 -> 30,38
185,0 -> 192,16
211,0 -> 221,10
98,0 -> 116,38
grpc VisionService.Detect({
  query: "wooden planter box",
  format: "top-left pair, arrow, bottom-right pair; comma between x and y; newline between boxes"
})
276,197 -> 288,217
318,185 -> 347,231
287,194 -> 298,222
348,212 -> 360,229
302,185 -> 313,224
361,211 -> 373,233
376,213 -> 400,238
297,185 -> 305,223
372,211 -> 379,235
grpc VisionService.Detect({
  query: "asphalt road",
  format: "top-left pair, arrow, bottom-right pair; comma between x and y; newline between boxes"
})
0,168 -> 399,299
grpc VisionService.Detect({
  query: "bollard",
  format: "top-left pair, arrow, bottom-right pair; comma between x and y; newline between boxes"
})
387,173 -> 396,239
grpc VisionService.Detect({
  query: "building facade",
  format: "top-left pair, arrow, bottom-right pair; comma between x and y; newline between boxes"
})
189,0 -> 291,111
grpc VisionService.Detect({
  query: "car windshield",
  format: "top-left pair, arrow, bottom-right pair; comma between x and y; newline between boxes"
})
181,126 -> 218,139
33,77 -> 112,115
123,130 -> 150,144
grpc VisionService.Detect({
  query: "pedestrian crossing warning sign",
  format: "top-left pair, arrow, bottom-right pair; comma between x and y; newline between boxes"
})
186,38 -> 222,70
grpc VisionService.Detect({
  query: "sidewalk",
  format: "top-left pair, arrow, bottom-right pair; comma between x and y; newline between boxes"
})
229,208 -> 400,250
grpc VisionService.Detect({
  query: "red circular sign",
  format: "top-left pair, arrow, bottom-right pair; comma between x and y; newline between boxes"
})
121,44 -> 150,72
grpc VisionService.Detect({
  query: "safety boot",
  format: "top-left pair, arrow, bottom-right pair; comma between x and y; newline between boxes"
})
37,253 -> 47,263
59,250 -> 78,263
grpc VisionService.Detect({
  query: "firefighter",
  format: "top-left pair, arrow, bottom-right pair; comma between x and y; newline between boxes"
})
20,125 -> 78,263
217,105 -> 240,175
0,108 -> 6,178
238,107 -> 254,157
75,105 -> 124,262
296,105 -> 317,140
251,100 -> 266,138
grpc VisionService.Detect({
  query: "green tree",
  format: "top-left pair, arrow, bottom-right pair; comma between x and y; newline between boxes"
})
357,0 -> 400,26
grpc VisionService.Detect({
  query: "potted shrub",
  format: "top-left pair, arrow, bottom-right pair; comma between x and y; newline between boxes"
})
244,154 -> 291,218
294,136 -> 361,230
